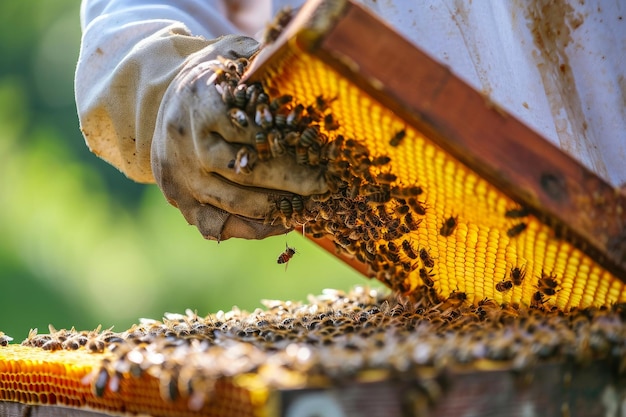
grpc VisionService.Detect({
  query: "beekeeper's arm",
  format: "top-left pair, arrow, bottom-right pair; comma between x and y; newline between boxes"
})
75,0 -> 327,241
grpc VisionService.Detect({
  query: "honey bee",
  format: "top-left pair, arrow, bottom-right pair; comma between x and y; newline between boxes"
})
42,339 -> 62,351
277,244 -> 297,268
233,84 -> 248,109
262,6 -> 293,44
394,204 -> 410,216
537,272 -> 559,296
218,82 -> 236,107
401,261 -> 417,273
62,334 -> 87,350
376,204 -> 391,220
406,185 -> 423,196
385,250 -> 401,263
0,333 -> 13,346
274,111 -> 287,128
159,370 -> 181,402
87,337 -> 106,353
233,57 -> 249,77
401,239 -> 418,259
284,131 -> 300,147
344,138 -> 370,157
376,171 -> 398,185
324,222 -> 340,235
286,103 -> 304,127
389,129 -> 407,147
439,215 -> 458,237
364,210 -> 384,228
317,203 -> 335,221
291,195 -> 304,214
371,155 -> 391,166
382,230 -> 401,241
257,91 -> 270,104
387,241 -> 400,253
307,145 -> 321,166
352,156 -> 373,178
510,266 -> 526,286
336,235 -> 353,251
407,198 -> 427,215
268,130 -> 286,157
310,192 -> 331,203
362,245 -> 377,262
419,248 -> 435,268
386,218 -> 401,232
315,95 -> 336,112
206,58 -> 238,84
348,177 -> 362,199
255,131 -> 271,161
506,222 -> 527,238
404,212 -> 421,231
278,197 -> 293,218
234,147 -> 256,174
530,290 -> 547,308
477,297 -> 499,312
419,268 -> 435,288
505,206 -> 529,219
242,83 -> 261,113
320,137 -> 343,161
255,103 -> 274,129
299,126 -> 323,148
495,279 -> 513,292
365,239 -> 377,255
94,367 -> 111,397
269,94 -> 293,112
213,56 -> 246,80
391,185 -> 423,198
447,290 -> 468,306
295,145 -> 309,165
323,113 -> 340,131
305,104 -> 324,122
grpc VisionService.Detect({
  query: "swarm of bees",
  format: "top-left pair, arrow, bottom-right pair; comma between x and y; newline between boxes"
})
16,286 -> 626,409
209,55 -> 439,290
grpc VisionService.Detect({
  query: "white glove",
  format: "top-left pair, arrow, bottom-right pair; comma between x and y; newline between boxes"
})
151,35 -> 328,241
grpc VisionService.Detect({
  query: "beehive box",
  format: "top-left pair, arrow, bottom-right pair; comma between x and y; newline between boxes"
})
1,0 -> 625,416
1,287 -> 625,417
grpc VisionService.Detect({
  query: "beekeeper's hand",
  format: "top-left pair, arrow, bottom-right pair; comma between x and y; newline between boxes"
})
151,35 -> 327,241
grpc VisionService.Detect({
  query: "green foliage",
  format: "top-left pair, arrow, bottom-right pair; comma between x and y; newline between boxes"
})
0,1 -> 377,341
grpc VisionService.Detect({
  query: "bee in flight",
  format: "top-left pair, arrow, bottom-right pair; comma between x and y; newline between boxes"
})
277,244 -> 297,270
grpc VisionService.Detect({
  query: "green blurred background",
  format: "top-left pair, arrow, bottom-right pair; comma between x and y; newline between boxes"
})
0,1 -> 379,341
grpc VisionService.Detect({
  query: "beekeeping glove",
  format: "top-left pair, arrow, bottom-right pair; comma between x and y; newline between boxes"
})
151,35 -> 327,241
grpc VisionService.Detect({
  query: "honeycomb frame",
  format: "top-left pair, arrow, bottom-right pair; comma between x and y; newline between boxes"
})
244,0 -> 626,310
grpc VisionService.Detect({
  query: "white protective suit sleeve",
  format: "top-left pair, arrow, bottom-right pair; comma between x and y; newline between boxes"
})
76,0 -> 270,183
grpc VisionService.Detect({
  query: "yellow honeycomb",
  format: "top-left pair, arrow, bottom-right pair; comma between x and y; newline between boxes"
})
0,345 -> 263,417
